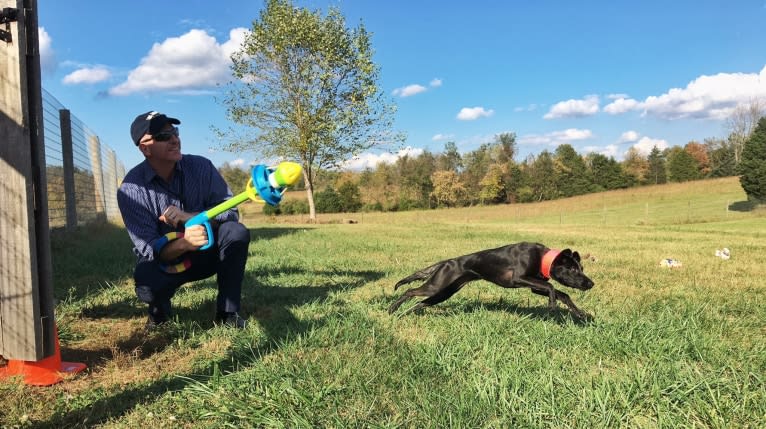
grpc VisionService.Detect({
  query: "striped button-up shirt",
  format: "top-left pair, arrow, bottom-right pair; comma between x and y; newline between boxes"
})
117,154 -> 238,262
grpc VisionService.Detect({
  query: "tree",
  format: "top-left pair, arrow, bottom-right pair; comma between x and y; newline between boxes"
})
315,186 -> 343,213
436,141 -> 463,172
554,144 -> 592,197
337,181 -> 362,212
218,162 -> 250,193
705,138 -> 737,177
586,153 -> 633,190
725,98 -> 766,165
461,144 -> 492,203
218,0 -> 403,221
494,132 -> 517,164
396,151 -> 435,209
430,170 -> 466,207
684,141 -> 710,176
646,146 -> 667,185
478,164 -> 506,204
622,147 -> 649,184
524,151 -> 557,201
666,146 -> 702,182
739,117 -> 766,203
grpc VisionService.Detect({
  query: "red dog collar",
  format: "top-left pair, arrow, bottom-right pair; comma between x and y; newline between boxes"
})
540,249 -> 561,279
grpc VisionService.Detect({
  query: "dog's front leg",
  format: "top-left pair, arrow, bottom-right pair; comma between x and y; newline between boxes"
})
516,277 -> 557,310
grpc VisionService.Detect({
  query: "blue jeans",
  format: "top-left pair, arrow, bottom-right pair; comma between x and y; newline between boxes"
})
134,221 -> 251,321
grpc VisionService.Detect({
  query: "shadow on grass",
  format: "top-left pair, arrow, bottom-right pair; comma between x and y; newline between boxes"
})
728,199 -> 761,212
44,250 -> 383,428
382,295 -> 593,326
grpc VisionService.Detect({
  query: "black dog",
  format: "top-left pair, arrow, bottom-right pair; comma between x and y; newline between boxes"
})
388,242 -> 594,318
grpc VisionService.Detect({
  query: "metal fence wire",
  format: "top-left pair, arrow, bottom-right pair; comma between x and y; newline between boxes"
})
42,89 -> 125,229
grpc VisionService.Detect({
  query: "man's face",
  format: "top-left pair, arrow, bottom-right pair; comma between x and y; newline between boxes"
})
138,124 -> 182,162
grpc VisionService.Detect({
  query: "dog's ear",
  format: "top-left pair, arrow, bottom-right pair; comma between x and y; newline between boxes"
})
573,251 -> 581,263
560,249 -> 572,258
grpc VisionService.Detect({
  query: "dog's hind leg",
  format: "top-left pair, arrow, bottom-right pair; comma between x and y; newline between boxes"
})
394,263 -> 442,290
394,274 -> 477,316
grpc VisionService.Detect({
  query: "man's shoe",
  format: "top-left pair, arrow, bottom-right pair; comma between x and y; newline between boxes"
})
215,312 -> 248,329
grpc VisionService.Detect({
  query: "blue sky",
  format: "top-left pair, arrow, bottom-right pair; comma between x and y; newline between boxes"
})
38,0 -> 766,171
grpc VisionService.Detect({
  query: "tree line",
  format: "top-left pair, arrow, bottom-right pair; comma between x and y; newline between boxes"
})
219,127 -> 755,216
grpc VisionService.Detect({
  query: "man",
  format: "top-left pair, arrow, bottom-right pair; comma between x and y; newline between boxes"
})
117,111 -> 250,331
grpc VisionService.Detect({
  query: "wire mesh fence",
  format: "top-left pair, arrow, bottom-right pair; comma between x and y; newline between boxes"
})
42,89 -> 125,230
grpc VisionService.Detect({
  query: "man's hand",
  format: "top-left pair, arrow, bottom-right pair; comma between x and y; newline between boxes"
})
160,206 -> 195,228
182,224 -> 209,248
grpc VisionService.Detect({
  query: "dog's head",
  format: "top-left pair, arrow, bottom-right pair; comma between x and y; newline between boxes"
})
550,249 -> 594,291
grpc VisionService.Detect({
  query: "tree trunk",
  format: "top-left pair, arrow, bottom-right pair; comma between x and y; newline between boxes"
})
304,169 -> 316,222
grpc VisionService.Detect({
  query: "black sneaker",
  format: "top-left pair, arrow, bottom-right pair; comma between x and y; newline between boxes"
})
214,312 -> 248,329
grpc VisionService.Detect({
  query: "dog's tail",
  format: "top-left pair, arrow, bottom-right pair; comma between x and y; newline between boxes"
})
394,262 -> 443,290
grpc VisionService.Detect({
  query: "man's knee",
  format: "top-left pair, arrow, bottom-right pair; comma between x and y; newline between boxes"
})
217,221 -> 250,246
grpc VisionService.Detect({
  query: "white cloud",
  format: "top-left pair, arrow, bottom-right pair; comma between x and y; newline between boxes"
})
432,133 -> 454,141
393,84 -> 427,97
607,93 -> 629,100
341,146 -> 424,170
456,106 -> 494,120
618,130 -> 640,143
632,136 -> 669,156
393,77 -> 442,97
604,97 -> 639,114
518,128 -> 594,146
582,144 -> 619,158
605,65 -> 766,120
109,28 -> 248,96
38,27 -> 56,75
543,95 -> 599,119
230,158 -> 246,167
63,66 -> 111,84
639,66 -> 766,120
600,144 -> 619,158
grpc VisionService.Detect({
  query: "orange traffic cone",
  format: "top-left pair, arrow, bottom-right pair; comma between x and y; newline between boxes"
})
0,325 -> 86,386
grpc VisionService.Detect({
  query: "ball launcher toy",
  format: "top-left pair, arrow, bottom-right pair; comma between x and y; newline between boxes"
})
157,161 -> 302,273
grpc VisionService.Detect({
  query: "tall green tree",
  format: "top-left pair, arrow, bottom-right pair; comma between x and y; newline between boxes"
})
218,0 -> 403,221
646,146 -> 667,185
554,144 -> 593,197
461,144 -> 493,204
436,141 -> 463,172
739,117 -> 766,202
524,151 -> 557,201
667,146 -> 702,182
586,153 -> 633,190
705,138 -> 737,178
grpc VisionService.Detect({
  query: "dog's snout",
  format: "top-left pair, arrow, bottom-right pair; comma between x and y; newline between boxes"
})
583,278 -> 594,290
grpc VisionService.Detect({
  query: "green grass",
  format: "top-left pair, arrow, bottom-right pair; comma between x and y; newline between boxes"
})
1,177 -> 765,428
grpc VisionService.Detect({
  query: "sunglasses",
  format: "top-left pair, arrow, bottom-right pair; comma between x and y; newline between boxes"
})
153,127 -> 180,142
143,127 -> 179,143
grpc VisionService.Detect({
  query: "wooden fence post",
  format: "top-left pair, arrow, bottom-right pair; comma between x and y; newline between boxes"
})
0,0 -> 56,361
88,134 -> 105,220
59,109 -> 77,230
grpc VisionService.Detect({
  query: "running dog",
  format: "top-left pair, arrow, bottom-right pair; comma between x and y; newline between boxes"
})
388,242 -> 594,318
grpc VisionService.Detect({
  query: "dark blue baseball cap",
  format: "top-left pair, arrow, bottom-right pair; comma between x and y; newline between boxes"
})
130,111 -> 181,145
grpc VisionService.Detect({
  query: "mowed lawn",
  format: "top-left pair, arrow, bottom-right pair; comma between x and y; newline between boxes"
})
2,177 -> 765,428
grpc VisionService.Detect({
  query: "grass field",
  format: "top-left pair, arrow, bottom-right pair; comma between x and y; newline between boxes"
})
1,177 -> 765,428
